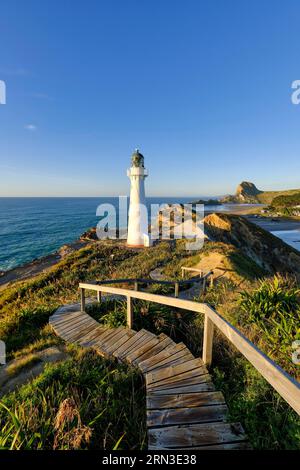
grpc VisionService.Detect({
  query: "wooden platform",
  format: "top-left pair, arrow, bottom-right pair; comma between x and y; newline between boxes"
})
49,303 -> 249,450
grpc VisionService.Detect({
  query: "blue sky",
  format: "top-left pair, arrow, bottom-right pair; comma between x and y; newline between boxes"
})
0,0 -> 300,197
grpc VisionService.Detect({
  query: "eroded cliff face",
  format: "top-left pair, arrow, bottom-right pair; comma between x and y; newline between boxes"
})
204,213 -> 300,277
222,181 -> 262,203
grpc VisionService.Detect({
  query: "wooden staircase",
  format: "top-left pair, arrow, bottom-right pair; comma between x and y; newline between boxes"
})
49,303 -> 249,450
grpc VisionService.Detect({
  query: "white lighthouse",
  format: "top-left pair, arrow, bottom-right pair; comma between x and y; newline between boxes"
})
127,149 -> 150,247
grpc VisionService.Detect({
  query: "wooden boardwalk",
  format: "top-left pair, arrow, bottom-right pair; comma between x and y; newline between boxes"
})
49,303 -> 249,450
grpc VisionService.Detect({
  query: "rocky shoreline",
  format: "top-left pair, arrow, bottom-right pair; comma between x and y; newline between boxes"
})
0,238 -> 90,289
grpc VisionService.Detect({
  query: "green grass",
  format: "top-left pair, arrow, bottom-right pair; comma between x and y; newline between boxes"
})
271,192 -> 300,208
0,237 -> 299,450
202,274 -> 300,449
237,275 -> 300,376
0,240 -> 185,357
256,188 -> 300,205
0,348 -> 146,450
212,356 -> 300,449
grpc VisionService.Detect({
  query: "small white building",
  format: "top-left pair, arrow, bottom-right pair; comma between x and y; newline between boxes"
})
127,149 -> 151,247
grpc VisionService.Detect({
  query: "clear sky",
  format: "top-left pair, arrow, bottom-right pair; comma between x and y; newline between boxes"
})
0,0 -> 300,197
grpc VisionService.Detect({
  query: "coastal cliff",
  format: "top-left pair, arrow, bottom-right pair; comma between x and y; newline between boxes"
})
204,213 -> 300,277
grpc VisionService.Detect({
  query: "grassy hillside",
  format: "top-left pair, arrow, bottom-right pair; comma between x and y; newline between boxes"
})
256,188 -> 300,204
0,233 -> 299,449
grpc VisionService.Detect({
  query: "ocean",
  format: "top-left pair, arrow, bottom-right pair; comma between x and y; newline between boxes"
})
0,197 -> 197,271
1,198 -> 299,272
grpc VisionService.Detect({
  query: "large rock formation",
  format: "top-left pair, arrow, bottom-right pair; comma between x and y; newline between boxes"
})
236,181 -> 262,202
204,213 -> 300,278
222,181 -> 262,203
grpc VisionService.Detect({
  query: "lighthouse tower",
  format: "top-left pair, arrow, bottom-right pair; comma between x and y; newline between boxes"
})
127,149 -> 150,247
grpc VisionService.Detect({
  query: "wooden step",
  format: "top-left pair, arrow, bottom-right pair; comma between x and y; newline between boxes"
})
132,335 -> 175,365
103,330 -> 137,355
147,404 -> 228,427
147,391 -> 225,409
112,329 -> 150,358
121,331 -> 157,362
139,342 -> 189,372
126,337 -> 160,364
50,310 -> 83,326
148,381 -> 215,395
144,347 -> 194,373
148,372 -> 212,392
148,422 -> 247,449
49,305 -> 249,451
146,358 -> 206,387
78,325 -> 108,346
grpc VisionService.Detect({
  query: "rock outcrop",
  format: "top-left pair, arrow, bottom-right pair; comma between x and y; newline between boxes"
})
236,181 -> 262,202
222,181 -> 262,203
204,213 -> 300,278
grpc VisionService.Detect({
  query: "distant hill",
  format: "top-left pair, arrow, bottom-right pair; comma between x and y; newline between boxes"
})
221,181 -> 300,205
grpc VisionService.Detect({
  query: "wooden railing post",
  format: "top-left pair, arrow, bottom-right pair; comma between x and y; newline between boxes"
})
97,290 -> 102,303
202,314 -> 214,366
134,281 -> 139,291
127,295 -> 133,329
174,282 -> 179,298
80,288 -> 86,312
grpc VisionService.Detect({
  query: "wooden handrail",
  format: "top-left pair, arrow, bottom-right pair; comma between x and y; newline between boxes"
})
91,273 -> 213,298
93,276 -> 211,286
79,282 -> 300,416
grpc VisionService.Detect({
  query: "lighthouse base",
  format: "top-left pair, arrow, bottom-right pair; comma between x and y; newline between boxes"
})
127,234 -> 152,248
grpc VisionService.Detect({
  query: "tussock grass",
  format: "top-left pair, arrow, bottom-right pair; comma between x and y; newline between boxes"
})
0,348 -> 146,450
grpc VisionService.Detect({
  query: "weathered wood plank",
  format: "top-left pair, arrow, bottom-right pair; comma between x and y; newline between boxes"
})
151,353 -> 195,372
147,373 -> 212,392
147,382 -> 215,395
121,332 -> 157,361
147,391 -> 225,409
77,325 -> 108,346
145,349 -> 194,373
95,327 -> 124,348
146,358 -> 206,386
148,422 -> 246,449
52,314 -> 90,333
162,442 -> 251,450
54,314 -> 93,332
132,337 -> 175,365
126,337 -> 160,364
112,329 -> 149,358
101,328 -> 132,352
50,310 -> 83,326
64,322 -> 99,343
104,330 -> 137,355
55,317 -> 96,339
147,404 -> 228,427
139,343 -> 188,372
82,327 -> 119,349
60,322 -> 99,343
